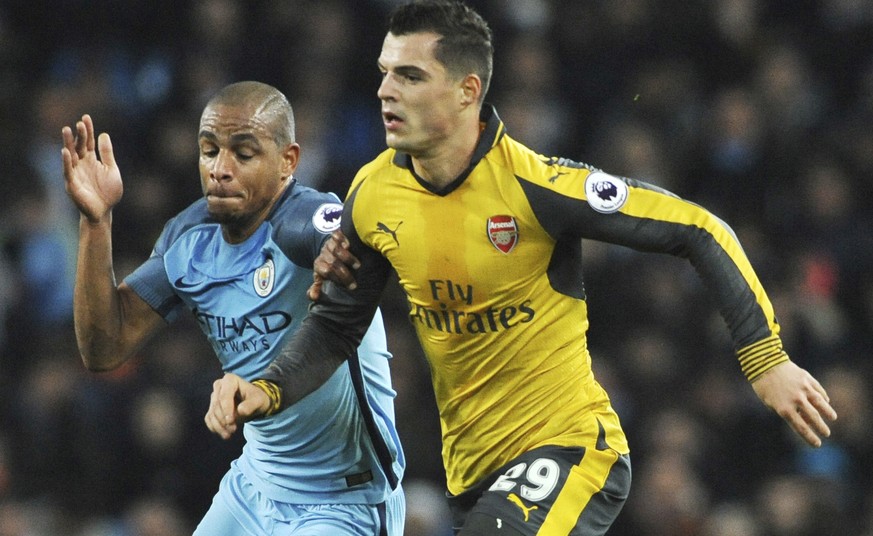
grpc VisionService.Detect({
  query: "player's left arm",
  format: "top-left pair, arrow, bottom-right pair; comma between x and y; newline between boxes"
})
522,171 -> 837,447
605,178 -> 837,446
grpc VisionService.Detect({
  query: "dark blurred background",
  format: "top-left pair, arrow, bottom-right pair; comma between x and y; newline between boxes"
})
0,0 -> 871,534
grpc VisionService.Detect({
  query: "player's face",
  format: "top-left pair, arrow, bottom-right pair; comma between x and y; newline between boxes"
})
198,103 -> 298,242
377,31 -> 467,157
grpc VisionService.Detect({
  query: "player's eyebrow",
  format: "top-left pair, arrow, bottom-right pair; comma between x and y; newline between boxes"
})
198,130 -> 218,142
395,65 -> 429,79
228,132 -> 262,146
198,130 -> 262,147
379,60 -> 430,79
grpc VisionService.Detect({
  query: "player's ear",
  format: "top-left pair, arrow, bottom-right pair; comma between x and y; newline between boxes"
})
282,143 -> 300,177
460,74 -> 482,107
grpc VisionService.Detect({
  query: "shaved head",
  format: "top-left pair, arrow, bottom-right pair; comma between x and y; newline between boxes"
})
204,81 -> 295,146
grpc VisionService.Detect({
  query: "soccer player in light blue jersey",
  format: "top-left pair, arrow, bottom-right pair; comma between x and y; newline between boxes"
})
62,81 -> 405,535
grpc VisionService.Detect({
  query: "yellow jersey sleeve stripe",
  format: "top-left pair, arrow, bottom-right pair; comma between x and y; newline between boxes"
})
737,333 -> 791,381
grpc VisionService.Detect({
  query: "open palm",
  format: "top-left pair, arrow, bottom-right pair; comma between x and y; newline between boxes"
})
61,114 -> 123,223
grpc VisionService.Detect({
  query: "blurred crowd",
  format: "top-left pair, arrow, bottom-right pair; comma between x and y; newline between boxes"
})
0,0 -> 872,534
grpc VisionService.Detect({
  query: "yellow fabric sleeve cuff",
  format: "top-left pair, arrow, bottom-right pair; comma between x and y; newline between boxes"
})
251,379 -> 283,417
737,333 -> 790,382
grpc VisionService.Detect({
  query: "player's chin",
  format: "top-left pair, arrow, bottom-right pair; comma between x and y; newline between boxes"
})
385,133 -> 415,153
384,132 -> 400,148
206,202 -> 241,224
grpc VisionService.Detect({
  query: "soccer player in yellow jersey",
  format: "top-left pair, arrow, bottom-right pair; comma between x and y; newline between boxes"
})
206,1 -> 838,534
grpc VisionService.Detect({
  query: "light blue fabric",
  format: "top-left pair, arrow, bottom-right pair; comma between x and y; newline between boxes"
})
124,183 -> 404,527
193,464 -> 406,535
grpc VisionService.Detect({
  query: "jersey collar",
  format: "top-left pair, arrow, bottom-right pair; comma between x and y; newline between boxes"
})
392,104 -> 506,196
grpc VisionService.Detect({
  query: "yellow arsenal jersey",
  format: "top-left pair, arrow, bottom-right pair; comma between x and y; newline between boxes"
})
298,106 -> 788,495
347,149 -> 630,495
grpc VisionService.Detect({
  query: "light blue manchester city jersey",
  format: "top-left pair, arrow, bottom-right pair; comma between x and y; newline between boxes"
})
124,182 -> 404,505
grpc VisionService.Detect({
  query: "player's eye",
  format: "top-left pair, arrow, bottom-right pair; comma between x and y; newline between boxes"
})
236,149 -> 256,161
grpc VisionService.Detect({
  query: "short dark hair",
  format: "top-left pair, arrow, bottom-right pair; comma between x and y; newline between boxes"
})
388,1 -> 493,102
206,81 -> 296,146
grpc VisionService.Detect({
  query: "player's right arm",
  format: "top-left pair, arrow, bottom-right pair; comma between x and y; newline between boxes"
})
63,114 -> 165,371
207,197 -> 390,436
307,230 -> 360,301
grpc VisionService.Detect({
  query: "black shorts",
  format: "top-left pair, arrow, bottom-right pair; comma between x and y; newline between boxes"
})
448,443 -> 631,535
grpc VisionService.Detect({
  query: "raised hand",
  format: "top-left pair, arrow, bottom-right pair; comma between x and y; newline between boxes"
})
61,114 -> 123,223
752,360 -> 838,448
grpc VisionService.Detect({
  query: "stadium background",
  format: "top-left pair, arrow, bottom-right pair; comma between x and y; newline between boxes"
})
0,0 -> 871,534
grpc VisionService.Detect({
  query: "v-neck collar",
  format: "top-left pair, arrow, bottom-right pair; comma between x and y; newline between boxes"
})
391,104 -> 505,196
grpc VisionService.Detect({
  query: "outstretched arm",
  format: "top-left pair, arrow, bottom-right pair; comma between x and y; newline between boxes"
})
522,170 -> 838,447
62,114 -> 163,371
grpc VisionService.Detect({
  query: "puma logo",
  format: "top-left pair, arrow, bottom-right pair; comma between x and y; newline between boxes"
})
507,493 -> 538,522
376,221 -> 402,246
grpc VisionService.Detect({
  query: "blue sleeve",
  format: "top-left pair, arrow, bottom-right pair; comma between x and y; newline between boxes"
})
123,216 -> 185,322
270,186 -> 343,269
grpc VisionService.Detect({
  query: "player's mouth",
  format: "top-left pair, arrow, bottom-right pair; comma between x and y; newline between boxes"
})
206,189 -> 243,202
383,110 -> 404,130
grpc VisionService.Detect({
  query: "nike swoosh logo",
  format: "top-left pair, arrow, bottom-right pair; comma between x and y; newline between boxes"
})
174,276 -> 234,293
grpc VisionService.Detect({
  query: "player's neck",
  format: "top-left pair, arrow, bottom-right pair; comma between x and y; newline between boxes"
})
412,117 -> 482,190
